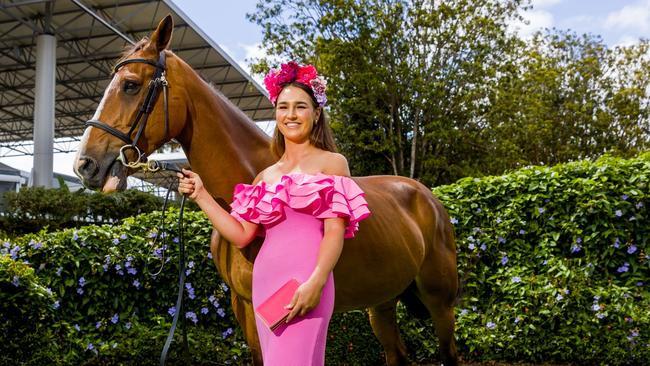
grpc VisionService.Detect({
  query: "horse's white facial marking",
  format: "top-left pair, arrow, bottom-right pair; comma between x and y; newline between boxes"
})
91,74 -> 119,121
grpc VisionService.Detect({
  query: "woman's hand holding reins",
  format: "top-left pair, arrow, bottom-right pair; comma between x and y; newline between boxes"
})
177,168 -> 207,201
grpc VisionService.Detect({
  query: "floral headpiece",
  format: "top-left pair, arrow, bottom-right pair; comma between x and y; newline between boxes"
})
263,61 -> 327,107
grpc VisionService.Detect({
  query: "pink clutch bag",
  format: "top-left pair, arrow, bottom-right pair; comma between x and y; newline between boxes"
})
255,278 -> 300,331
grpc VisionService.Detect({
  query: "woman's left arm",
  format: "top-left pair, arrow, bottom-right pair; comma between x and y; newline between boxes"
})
285,217 -> 346,322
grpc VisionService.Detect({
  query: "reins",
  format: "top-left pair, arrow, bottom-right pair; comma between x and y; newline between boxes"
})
84,51 -> 191,366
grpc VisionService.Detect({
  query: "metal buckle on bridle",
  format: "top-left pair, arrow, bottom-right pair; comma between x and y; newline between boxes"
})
117,144 -> 145,169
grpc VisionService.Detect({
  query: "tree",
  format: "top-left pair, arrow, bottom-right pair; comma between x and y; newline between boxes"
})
249,0 -> 650,186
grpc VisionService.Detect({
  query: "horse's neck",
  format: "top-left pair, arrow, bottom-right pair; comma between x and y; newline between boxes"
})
179,70 -> 274,199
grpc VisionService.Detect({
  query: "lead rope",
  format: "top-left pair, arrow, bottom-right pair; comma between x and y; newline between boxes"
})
160,185 -> 190,366
133,161 -> 191,365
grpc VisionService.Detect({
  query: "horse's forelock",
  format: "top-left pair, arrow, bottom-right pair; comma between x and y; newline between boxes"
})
114,38 -> 151,66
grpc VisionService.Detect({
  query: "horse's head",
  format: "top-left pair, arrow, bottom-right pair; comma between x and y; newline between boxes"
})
74,15 -> 189,191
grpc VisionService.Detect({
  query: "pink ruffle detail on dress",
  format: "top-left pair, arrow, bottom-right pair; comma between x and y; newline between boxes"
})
230,173 -> 370,238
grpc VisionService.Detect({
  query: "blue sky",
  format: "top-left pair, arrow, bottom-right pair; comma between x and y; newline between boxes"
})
2,0 -> 649,177
171,0 -> 650,75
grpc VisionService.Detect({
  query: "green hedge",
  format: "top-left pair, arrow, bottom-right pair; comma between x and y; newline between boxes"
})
0,186 -> 184,235
433,153 -> 649,364
1,153 -> 648,364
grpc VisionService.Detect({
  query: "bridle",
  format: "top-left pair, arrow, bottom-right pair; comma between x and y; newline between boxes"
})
86,50 -> 190,365
85,50 -> 170,170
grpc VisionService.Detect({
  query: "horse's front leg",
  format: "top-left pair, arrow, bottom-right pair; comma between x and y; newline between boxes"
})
231,293 -> 263,365
369,299 -> 409,366
210,230 -> 263,365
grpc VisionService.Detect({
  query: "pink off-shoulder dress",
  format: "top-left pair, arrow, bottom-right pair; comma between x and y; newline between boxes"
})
230,172 -> 371,366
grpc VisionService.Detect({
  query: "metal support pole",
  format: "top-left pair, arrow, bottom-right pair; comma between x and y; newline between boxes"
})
32,33 -> 56,187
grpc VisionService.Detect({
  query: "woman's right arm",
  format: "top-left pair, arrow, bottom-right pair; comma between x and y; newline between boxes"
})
177,169 -> 258,248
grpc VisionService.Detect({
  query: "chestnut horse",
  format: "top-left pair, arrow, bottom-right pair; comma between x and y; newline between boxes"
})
74,15 -> 458,366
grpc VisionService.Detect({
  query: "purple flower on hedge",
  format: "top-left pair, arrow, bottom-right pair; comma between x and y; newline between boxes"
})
480,243 -> 487,251
87,343 -> 94,350
622,194 -> 629,201
125,322 -> 132,330
221,283 -> 229,292
207,251 -> 213,259
617,262 -> 629,273
127,267 -> 137,275
571,244 -> 581,253
519,229 -> 525,235
460,309 -> 469,316
556,294 -> 563,301
115,264 -> 121,271
486,321 -> 496,329
636,202 -> 643,209
498,236 -> 506,244
591,304 -> 600,311
615,210 -> 622,217
10,245 -> 20,260
511,276 -> 521,283
468,243 -> 475,250
79,277 -> 86,287
96,321 -> 102,329
52,300 -> 60,309
217,308 -> 226,318
133,280 -> 140,289
56,267 -> 63,276
173,237 -> 180,243
30,240 -> 43,250
77,288 -> 84,295
120,234 -> 128,240
201,307 -> 209,315
514,316 -> 521,324
111,313 -> 119,324
496,217 -> 502,224
476,208 -> 482,213
185,283 -> 196,300
637,282 -> 644,287
168,307 -> 176,317
112,238 -> 120,245
596,312 -> 606,319
12,275 -> 19,287
148,231 -> 157,238
501,256 -> 509,265
613,237 -> 620,248
538,207 -> 545,214
102,264 -> 109,272
222,327 -> 234,338
450,217 -> 458,224
74,324 -> 80,331
186,311 -> 198,324
627,245 -> 637,254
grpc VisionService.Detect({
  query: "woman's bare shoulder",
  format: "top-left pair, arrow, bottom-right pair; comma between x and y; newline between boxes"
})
319,151 -> 350,177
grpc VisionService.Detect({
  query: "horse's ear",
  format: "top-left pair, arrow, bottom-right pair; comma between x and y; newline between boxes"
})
149,15 -> 173,52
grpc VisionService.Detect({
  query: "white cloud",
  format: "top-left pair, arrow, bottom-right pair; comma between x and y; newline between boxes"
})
614,34 -> 643,47
531,0 -> 563,9
509,9 -> 555,38
605,0 -> 650,33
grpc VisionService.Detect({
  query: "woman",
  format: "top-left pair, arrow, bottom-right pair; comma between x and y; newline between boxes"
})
177,61 -> 370,365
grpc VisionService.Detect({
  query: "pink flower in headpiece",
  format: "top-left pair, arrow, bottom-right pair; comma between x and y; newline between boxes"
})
263,61 -> 327,107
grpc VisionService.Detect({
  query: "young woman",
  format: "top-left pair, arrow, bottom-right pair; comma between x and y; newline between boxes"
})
177,61 -> 370,365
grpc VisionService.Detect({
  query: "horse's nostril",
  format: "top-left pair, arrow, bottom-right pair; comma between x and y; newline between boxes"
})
78,157 -> 99,177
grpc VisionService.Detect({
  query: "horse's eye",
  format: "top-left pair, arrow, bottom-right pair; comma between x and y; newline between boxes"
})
123,80 -> 141,95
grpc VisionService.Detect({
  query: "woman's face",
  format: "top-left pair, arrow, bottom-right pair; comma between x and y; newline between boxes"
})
275,85 -> 320,144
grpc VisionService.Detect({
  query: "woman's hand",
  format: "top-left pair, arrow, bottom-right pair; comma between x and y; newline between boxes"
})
285,278 -> 325,323
176,169 -> 205,201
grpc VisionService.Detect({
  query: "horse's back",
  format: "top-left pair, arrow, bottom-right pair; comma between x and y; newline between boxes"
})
334,175 -> 457,311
